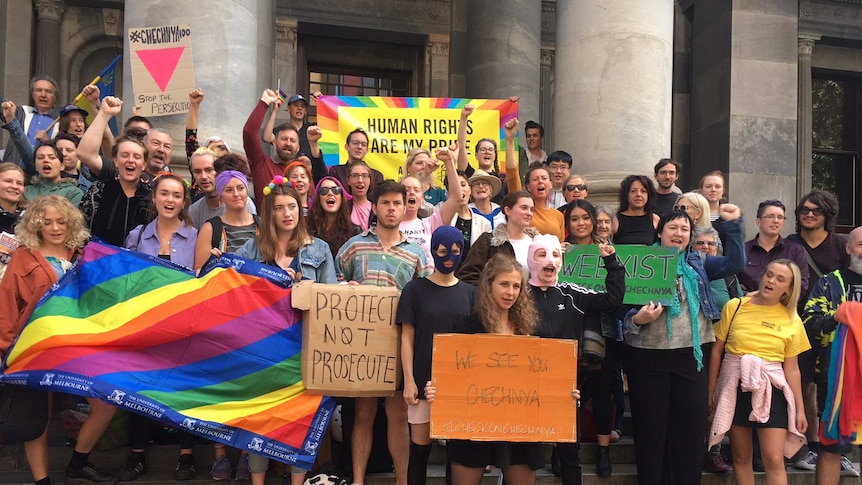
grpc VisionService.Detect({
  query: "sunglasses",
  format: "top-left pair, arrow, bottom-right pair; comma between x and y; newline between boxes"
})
798,206 -> 824,216
565,184 -> 588,191
318,186 -> 343,196
693,240 -> 717,247
673,205 -> 694,212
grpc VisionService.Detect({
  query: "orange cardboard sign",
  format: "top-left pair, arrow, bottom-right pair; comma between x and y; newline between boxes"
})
430,334 -> 578,442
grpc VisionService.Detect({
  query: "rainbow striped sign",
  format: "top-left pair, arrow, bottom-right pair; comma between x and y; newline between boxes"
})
316,96 -> 519,181
1,241 -> 333,468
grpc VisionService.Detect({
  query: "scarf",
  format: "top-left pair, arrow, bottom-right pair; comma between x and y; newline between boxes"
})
664,247 -> 704,370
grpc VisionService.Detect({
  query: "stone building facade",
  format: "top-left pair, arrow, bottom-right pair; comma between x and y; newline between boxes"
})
2,0 -> 861,232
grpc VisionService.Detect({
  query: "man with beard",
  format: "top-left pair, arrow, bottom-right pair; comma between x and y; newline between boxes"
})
141,127 -> 174,182
243,89 -> 325,204
787,191 -> 857,477
186,148 -> 256,230
802,226 -> 862,484
327,128 -> 384,193
336,180 -> 431,485
2,75 -> 60,165
653,158 -> 681,217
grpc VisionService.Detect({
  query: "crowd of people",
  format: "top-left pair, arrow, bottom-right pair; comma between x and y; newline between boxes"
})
1,74 -> 861,485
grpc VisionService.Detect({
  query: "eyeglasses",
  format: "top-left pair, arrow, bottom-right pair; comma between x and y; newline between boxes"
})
318,186 -> 343,196
799,206 -> 825,216
477,147 -> 496,153
759,214 -> 786,221
349,173 -> 370,180
471,180 -> 491,187
673,205 -> 691,212
657,170 -> 676,176
548,163 -> 569,171
694,240 -> 717,247
565,184 -> 588,191
349,140 -> 368,148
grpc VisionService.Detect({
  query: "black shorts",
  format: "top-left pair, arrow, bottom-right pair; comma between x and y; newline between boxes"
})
732,384 -> 789,429
798,347 -> 816,384
446,439 -> 544,471
816,382 -> 853,455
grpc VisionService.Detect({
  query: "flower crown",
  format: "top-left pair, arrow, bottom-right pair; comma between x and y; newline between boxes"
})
262,175 -> 294,196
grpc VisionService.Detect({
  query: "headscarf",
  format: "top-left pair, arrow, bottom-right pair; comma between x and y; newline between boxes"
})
215,170 -> 248,196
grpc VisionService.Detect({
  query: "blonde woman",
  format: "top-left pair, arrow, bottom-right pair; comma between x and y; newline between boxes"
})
674,192 -> 711,229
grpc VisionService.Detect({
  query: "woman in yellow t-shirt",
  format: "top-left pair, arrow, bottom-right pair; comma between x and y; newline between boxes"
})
708,259 -> 811,484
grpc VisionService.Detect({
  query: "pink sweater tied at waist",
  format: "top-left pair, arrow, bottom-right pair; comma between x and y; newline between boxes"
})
709,353 -> 805,458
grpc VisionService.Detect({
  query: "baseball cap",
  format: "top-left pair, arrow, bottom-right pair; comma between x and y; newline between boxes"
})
59,104 -> 88,118
287,94 -> 308,106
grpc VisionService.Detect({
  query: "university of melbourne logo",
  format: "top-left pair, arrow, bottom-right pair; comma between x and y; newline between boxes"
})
248,437 -> 264,452
181,418 -> 196,430
107,389 -> 126,405
39,373 -> 55,386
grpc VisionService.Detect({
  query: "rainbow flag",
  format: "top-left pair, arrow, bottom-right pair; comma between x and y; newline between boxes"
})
278,89 -> 289,103
1,241 -> 333,468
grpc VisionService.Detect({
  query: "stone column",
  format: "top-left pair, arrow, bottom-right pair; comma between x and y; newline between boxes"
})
34,0 -> 66,80
428,34 -> 450,98
122,0 -> 274,162
466,0 -> 541,128
540,48 -> 555,150
554,0 -> 674,203
797,34 -> 819,199
271,18 -> 297,128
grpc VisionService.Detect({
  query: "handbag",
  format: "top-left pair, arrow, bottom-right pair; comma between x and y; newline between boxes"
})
0,383 -> 50,446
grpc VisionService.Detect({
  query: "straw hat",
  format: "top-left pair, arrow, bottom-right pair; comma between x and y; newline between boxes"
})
468,169 -> 502,198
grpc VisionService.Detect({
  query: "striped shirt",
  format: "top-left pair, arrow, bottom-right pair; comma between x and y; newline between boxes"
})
336,228 -> 431,290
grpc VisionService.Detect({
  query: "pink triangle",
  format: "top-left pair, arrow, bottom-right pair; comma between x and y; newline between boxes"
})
136,47 -> 186,92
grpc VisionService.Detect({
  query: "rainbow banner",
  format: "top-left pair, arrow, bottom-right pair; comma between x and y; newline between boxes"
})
1,241 -> 333,469
316,96 -> 519,181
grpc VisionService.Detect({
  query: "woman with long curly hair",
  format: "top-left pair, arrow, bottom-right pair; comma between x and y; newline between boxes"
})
306,176 -> 359,260
0,195 -> 118,485
426,254 -> 565,485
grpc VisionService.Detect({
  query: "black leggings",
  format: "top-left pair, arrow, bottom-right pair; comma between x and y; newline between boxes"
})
591,338 -> 625,435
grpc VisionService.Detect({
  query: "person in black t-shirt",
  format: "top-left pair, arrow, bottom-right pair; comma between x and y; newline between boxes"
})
397,226 -> 477,485
653,158 -> 681,217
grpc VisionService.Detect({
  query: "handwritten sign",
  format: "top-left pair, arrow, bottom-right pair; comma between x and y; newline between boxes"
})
430,334 -> 577,442
128,24 -> 195,117
292,281 -> 401,396
561,245 -> 679,306
316,97 -> 518,181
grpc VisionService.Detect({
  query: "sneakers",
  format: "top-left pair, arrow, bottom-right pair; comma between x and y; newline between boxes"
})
210,455 -> 233,481
794,450 -> 818,470
118,453 -> 146,482
65,462 -> 119,484
702,451 -> 731,474
841,455 -> 860,477
174,454 -> 197,481
235,453 -> 251,481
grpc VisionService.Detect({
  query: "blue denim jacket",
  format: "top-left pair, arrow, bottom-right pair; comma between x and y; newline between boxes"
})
236,236 -> 337,284
626,217 -> 746,326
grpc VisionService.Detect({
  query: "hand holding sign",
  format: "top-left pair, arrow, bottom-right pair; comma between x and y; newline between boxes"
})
632,301 -> 664,325
718,203 -> 741,221
598,242 -> 615,257
189,88 -> 204,106
425,380 -> 436,403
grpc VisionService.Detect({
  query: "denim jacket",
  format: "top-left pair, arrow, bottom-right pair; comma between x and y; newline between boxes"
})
236,236 -> 337,284
625,217 -> 746,328
125,220 -> 199,270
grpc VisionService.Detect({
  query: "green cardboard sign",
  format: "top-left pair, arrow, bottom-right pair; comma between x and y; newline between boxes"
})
560,245 -> 680,306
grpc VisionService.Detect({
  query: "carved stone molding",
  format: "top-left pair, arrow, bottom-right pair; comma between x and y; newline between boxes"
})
541,49 -> 554,67
276,18 -> 298,45
103,8 -> 120,37
34,0 -> 66,23
800,1 -> 862,26
798,34 -> 820,56
430,42 -> 449,57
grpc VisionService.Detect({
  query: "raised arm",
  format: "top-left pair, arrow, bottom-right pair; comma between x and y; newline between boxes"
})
307,125 -> 327,184
262,98 -> 283,144
79,96 -> 122,176
457,105 -> 473,172
185,88 -> 203,160
435,147 -> 462,225
504,118 -> 520,191
1,101 -> 35,175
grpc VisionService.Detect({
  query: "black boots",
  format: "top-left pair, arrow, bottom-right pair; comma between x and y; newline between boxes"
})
596,445 -> 612,477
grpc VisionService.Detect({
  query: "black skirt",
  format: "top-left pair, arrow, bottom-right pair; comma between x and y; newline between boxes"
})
732,383 -> 789,429
447,439 -> 544,470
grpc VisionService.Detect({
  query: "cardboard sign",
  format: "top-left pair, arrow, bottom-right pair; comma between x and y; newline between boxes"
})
430,334 -> 578,443
561,245 -> 680,306
316,97 -> 518,181
292,281 -> 401,397
128,24 -> 195,117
